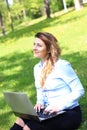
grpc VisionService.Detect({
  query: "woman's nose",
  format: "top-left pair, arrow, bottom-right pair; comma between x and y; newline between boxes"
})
33,45 -> 37,50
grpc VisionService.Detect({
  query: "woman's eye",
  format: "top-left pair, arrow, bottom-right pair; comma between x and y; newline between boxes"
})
34,43 -> 42,47
38,44 -> 42,47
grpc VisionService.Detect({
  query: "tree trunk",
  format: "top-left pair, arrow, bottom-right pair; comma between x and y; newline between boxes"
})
22,9 -> 26,19
44,0 -> 51,18
0,11 -> 6,36
6,0 -> 14,31
74,0 -> 83,11
19,0 -> 27,20
62,0 -> 68,12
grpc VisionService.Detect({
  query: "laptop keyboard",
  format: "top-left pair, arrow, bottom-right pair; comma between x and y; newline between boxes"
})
37,109 -> 57,118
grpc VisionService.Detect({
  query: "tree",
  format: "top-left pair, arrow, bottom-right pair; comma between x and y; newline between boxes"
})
0,1 -> 6,36
62,0 -> 68,12
5,0 -> 14,31
18,0 -> 26,19
44,0 -> 51,18
74,0 -> 83,11
0,11 -> 5,36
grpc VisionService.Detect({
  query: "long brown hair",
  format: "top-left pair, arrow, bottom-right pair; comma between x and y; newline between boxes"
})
35,32 -> 61,88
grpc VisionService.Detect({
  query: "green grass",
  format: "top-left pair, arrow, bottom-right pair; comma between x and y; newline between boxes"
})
0,6 -> 87,130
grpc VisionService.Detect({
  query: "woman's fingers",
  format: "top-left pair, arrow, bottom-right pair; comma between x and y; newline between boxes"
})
34,104 -> 44,112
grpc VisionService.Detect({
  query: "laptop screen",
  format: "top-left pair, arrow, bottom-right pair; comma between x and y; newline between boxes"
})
3,92 -> 37,116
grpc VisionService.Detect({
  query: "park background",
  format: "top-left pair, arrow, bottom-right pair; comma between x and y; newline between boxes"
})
0,0 -> 87,130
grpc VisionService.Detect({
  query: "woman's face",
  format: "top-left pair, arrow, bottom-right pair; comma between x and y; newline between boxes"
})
33,37 -> 48,61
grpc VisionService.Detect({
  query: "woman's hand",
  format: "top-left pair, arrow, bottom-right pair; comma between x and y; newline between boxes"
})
34,103 -> 44,112
44,105 -> 60,114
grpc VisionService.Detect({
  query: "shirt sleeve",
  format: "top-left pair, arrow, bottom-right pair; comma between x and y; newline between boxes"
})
36,88 -> 44,105
33,64 -> 44,105
57,62 -> 85,110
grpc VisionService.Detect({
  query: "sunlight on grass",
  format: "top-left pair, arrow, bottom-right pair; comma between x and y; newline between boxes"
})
0,36 -> 34,57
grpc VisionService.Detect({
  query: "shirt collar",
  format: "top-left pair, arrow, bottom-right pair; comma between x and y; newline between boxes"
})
38,60 -> 46,67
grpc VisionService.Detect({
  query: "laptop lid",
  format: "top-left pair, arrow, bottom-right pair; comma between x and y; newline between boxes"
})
3,92 -> 41,121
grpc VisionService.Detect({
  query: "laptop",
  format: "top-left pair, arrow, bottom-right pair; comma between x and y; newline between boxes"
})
3,92 -> 65,122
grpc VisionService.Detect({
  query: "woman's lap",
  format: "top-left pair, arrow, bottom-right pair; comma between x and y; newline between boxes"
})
22,106 -> 82,130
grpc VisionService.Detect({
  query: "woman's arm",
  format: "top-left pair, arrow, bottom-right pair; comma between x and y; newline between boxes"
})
57,62 -> 84,110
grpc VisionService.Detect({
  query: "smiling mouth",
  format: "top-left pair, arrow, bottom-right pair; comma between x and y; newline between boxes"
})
34,52 -> 39,55
34,51 -> 38,53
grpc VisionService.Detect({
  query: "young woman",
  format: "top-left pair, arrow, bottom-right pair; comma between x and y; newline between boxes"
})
10,32 -> 84,130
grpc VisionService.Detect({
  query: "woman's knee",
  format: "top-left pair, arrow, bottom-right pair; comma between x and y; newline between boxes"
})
15,118 -> 25,127
23,125 -> 31,130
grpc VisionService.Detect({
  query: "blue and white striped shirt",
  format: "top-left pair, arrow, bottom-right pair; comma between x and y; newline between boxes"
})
34,59 -> 84,110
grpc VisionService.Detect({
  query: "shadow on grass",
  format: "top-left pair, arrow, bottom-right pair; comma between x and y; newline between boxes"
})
0,49 -> 87,129
0,108 -> 15,130
0,51 -> 39,103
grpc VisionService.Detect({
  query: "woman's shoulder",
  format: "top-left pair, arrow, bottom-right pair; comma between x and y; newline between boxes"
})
34,61 -> 42,70
56,58 -> 70,66
54,58 -> 73,73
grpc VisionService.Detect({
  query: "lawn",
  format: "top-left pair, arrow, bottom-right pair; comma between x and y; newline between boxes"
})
0,6 -> 87,130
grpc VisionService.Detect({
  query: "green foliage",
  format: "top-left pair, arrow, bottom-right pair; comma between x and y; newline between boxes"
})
66,0 -> 74,7
23,0 -> 43,18
0,0 -> 8,16
11,2 -> 24,16
50,0 -> 63,13
50,0 -> 74,13
0,5 -> 87,130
